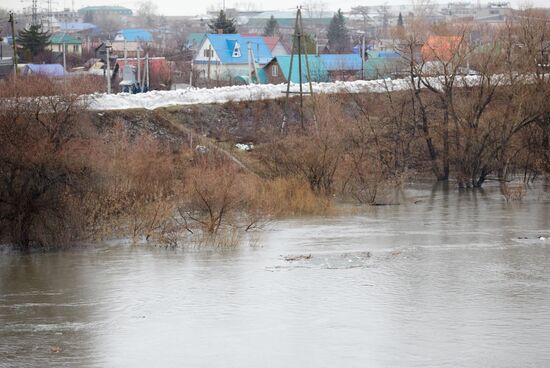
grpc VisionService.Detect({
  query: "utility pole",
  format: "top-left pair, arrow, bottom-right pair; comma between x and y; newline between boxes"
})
62,41 -> 66,71
137,44 -> 141,88
282,6 -> 313,132
8,12 -> 17,80
190,60 -> 194,86
146,53 -> 149,90
361,34 -> 365,80
207,44 -> 212,87
106,44 -> 111,94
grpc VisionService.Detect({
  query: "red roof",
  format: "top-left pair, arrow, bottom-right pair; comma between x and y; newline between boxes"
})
116,57 -> 170,81
263,36 -> 283,51
421,36 -> 463,62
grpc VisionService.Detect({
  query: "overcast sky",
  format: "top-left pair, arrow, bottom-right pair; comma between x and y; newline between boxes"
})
2,0 -> 548,16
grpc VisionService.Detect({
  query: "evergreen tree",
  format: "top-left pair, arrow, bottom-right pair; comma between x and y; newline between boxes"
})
18,25 -> 50,61
327,9 -> 350,53
263,15 -> 279,36
397,12 -> 404,27
290,33 -> 317,54
208,10 -> 237,34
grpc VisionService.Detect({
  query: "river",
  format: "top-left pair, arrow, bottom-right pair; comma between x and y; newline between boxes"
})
1,183 -> 550,367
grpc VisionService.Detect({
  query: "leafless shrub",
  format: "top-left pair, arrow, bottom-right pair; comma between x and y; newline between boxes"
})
500,183 -> 527,202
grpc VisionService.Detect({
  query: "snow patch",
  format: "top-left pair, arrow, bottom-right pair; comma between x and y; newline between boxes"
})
87,74 -> 495,111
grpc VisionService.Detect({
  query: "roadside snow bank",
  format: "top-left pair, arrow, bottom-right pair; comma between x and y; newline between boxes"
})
88,74 -> 493,111
88,78 -> 414,111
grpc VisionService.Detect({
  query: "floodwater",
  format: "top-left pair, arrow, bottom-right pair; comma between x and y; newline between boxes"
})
1,183 -> 550,367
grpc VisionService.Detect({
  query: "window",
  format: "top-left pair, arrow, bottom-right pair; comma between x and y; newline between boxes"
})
232,42 -> 241,58
203,48 -> 213,58
272,65 -> 278,77
73,45 -> 78,53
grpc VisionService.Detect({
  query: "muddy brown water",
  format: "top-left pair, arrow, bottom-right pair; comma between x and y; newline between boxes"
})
1,183 -> 550,367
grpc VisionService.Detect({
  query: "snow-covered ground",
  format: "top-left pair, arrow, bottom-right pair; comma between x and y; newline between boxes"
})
88,75 -> 493,111
87,79 -> 412,111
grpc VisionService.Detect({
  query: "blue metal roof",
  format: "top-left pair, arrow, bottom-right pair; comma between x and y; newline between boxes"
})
319,54 -> 362,71
368,50 -> 401,59
274,55 -> 329,83
59,22 -> 97,32
116,29 -> 153,42
23,64 -> 65,77
204,34 -> 272,65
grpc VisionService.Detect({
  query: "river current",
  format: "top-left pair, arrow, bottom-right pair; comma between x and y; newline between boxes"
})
1,183 -> 549,367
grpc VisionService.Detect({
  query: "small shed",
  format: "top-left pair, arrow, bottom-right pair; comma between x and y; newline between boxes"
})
319,54 -> 363,81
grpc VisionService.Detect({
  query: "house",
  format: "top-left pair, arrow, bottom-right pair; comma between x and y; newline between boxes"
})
193,34 -> 273,83
364,50 -> 404,79
114,29 -> 153,43
263,55 -> 328,84
319,54 -> 362,81
421,35 -> 464,62
49,33 -> 83,56
112,29 -> 153,58
263,36 -> 289,56
21,64 -> 65,77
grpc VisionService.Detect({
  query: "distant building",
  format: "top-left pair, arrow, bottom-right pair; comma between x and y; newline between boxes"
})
77,6 -> 133,17
243,11 -> 334,36
319,54 -> 363,81
263,36 -> 289,56
364,50 -> 404,79
58,22 -> 98,35
421,36 -> 463,62
111,29 -> 154,58
49,33 -> 83,56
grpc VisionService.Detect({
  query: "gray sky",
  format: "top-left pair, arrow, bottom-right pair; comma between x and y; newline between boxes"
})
2,0 -> 548,16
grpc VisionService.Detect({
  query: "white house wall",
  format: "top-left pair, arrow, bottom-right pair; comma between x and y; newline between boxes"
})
195,38 -> 221,62
271,42 -> 289,56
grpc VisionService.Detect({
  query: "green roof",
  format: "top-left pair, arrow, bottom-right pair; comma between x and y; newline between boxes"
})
274,55 -> 329,83
187,32 -> 207,46
49,33 -> 81,45
77,6 -> 132,15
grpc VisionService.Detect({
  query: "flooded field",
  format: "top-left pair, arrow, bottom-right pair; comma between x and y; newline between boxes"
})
1,183 -> 550,367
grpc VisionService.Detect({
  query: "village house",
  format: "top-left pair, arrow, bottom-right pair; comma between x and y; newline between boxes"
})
262,36 -> 289,56
111,29 -> 153,58
48,33 -> 83,56
319,54 -> 363,81
421,35 -> 464,62
263,53 -> 365,84
193,34 -> 273,84
263,55 -> 328,84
